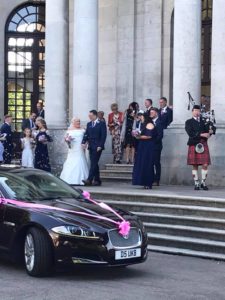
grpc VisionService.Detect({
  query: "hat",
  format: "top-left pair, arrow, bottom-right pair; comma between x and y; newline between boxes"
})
137,110 -> 144,115
193,105 -> 201,110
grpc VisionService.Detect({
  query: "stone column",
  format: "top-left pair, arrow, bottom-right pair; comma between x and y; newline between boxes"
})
45,0 -> 69,128
173,0 -> 201,124
73,0 -> 98,122
45,0 -> 69,174
211,0 -> 225,125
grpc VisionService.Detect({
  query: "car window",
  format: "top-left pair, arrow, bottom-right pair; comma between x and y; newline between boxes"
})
0,171 -> 82,201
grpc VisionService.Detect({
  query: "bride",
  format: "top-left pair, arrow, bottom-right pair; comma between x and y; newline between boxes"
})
60,117 -> 89,185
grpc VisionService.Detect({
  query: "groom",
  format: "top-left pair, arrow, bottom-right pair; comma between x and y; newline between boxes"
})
82,110 -> 107,186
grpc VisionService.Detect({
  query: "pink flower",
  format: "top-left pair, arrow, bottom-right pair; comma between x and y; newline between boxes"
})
119,221 -> 131,236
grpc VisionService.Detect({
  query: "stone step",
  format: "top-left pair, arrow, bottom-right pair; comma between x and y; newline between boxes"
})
100,170 -> 132,179
89,191 -> 225,208
105,164 -> 134,171
102,199 -> 225,219
100,176 -> 132,182
144,222 -> 225,242
134,212 -> 225,230
148,245 -> 225,261
148,233 -> 225,255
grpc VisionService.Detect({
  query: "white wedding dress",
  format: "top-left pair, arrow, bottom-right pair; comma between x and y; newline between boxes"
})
60,129 -> 89,185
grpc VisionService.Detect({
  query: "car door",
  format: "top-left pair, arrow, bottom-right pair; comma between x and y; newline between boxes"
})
0,186 -> 7,250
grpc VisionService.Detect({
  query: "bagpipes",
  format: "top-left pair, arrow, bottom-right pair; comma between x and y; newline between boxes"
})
187,92 -> 216,134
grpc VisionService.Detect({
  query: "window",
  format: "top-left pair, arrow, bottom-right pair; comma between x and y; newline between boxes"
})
201,0 -> 212,86
5,3 -> 45,132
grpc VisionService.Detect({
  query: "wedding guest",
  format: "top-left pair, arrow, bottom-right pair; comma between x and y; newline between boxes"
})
150,108 -> 164,186
144,98 -> 153,115
22,112 -> 36,131
0,115 -> 14,164
21,128 -> 35,168
82,110 -> 107,186
108,103 -> 123,164
98,111 -> 106,122
159,97 -> 173,129
132,113 -> 156,189
0,134 -> 6,163
36,101 -> 45,119
60,117 -> 89,185
34,118 -> 52,172
121,102 -> 139,164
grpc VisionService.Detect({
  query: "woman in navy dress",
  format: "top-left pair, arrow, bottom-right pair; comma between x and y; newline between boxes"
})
34,118 -> 52,172
132,113 -> 156,189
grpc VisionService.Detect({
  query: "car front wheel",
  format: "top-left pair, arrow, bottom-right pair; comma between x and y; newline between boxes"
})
24,227 -> 53,277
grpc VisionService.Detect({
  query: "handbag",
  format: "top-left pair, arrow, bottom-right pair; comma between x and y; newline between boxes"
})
195,143 -> 204,154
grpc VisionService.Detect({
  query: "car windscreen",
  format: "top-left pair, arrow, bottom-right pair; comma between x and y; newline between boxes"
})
0,171 -> 82,202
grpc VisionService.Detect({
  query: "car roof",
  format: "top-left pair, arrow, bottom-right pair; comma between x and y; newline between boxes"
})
0,165 -> 44,175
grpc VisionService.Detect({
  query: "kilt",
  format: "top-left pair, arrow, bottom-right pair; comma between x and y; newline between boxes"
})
187,140 -> 211,165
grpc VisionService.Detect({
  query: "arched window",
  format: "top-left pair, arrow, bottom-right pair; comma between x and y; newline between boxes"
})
5,2 -> 45,131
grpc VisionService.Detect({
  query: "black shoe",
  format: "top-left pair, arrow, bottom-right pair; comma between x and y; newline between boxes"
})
82,180 -> 92,186
194,185 -> 200,190
92,181 -> 102,186
201,183 -> 209,191
116,161 -> 121,164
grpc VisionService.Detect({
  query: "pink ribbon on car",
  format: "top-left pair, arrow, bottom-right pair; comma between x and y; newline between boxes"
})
0,191 -> 131,237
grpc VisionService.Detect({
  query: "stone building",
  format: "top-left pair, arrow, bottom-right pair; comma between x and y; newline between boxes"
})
0,0 -> 224,185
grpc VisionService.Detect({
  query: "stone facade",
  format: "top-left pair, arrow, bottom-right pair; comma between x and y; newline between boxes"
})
1,0 -> 225,186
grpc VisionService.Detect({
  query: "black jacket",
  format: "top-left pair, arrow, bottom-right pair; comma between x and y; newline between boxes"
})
82,120 -> 107,150
159,107 -> 173,129
0,123 -> 13,150
185,118 -> 209,146
22,118 -> 35,131
154,118 -> 164,150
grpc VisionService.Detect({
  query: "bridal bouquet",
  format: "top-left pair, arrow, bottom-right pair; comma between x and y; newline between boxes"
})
131,129 -> 141,138
65,134 -> 75,149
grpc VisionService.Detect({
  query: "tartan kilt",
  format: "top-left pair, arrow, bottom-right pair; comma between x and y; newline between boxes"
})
187,140 -> 211,165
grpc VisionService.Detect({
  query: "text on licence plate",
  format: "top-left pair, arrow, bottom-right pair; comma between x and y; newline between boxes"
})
115,248 -> 141,260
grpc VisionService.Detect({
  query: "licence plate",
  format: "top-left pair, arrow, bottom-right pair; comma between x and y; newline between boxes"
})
115,248 -> 141,260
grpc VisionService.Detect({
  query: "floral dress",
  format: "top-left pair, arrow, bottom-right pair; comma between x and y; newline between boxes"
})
112,114 -> 122,163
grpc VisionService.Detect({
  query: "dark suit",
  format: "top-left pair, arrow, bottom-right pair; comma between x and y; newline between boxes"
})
0,123 -> 13,164
159,107 -> 173,129
185,118 -> 209,146
153,118 -> 164,183
144,107 -> 153,116
82,120 -> 107,183
22,118 -> 35,131
36,109 -> 45,119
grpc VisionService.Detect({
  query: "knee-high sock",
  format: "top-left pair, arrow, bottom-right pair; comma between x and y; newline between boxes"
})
201,169 -> 208,183
192,170 -> 199,184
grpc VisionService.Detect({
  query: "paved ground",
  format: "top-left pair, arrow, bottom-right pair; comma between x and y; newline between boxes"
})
0,252 -> 225,300
85,183 -> 225,200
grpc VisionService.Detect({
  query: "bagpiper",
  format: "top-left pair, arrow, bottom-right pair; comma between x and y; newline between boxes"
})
185,105 -> 214,191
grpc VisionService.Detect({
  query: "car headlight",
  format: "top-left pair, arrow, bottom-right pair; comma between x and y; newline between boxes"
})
51,225 -> 100,240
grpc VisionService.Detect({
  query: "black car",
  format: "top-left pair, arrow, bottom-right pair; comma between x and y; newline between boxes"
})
0,166 -> 148,276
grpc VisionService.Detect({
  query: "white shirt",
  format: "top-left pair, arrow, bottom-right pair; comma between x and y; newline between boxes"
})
153,117 -> 158,125
92,119 -> 99,127
162,106 -> 168,113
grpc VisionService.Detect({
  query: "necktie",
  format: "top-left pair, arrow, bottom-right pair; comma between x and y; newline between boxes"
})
92,121 -> 95,128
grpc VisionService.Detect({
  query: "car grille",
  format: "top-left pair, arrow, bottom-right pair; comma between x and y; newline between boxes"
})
108,227 -> 141,248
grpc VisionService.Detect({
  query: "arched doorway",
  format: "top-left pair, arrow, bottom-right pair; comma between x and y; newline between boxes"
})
5,2 -> 45,132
